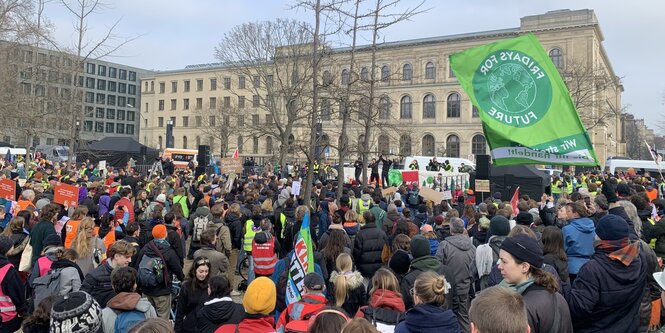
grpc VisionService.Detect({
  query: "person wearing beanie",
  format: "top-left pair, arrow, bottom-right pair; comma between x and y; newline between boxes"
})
215,277 -> 278,333
0,235 -> 27,332
497,234 -> 573,333
50,291 -> 102,333
435,218 -> 475,332
194,276 -> 244,333
389,249 -> 411,278
400,235 -> 457,312
514,211 -> 534,226
565,213 -> 647,332
135,223 -> 184,320
276,272 -> 328,333
472,216 -> 491,247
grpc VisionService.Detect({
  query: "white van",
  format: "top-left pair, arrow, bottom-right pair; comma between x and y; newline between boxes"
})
0,147 -> 27,156
605,158 -> 661,174
403,156 -> 475,172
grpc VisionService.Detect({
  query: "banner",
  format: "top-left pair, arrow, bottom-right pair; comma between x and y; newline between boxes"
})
0,179 -> 16,200
285,213 -> 315,306
54,182 -> 79,207
450,33 -> 599,166
220,158 -> 243,174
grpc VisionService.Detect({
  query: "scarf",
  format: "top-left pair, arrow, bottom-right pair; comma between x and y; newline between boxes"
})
50,259 -> 85,281
594,238 -> 640,266
499,277 -> 535,295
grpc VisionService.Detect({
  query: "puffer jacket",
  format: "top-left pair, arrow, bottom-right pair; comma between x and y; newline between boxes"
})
81,261 -> 115,307
562,217 -> 596,274
329,270 -> 366,316
436,234 -> 476,293
224,213 -> 243,249
101,292 -> 157,333
395,303 -> 460,333
195,297 -> 245,333
353,222 -> 388,278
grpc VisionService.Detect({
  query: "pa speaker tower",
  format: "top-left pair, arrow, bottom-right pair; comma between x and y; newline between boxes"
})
197,145 -> 210,166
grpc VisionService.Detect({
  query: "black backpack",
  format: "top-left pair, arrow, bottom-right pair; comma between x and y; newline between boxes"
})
361,306 -> 405,326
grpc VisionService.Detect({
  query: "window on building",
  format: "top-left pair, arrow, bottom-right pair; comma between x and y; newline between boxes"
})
238,76 -> 246,89
472,134 -> 487,155
171,81 -> 177,93
265,114 -> 273,125
402,64 -> 412,80
252,114 -> 259,126
196,116 -> 202,127
447,93 -> 460,118
425,62 -> 435,80
423,94 -> 436,119
253,75 -> 260,88
119,69 -> 127,80
183,116 -> 189,127
449,64 -> 456,78
96,107 -> 105,118
128,84 -> 136,95
183,80 -> 190,92
195,79 -> 203,91
158,100 -> 164,111
400,95 -> 412,119
109,67 -> 117,78
183,98 -> 190,110
95,122 -> 104,133
341,69 -> 350,85
96,79 -> 106,90
422,134 -> 435,156
209,116 -> 216,127
128,97 -> 135,107
116,123 -> 125,134
323,71 -> 332,86
472,105 -> 479,117
96,93 -> 106,105
117,110 -> 125,120
196,98 -> 202,109
98,65 -> 106,76
150,81 -> 154,92
237,136 -> 243,153
549,48 -> 564,69
378,135 -> 390,155
238,96 -> 245,109
210,78 -> 217,90
108,81 -> 117,92
107,95 -> 116,106
84,121 -> 93,132
252,95 -> 259,108
118,83 -> 126,94
224,96 -> 230,108
224,77 -> 231,89
321,99 -> 331,120
252,136 -> 259,154
267,74 -> 274,87
446,135 -> 460,157
170,99 -> 176,110
86,63 -> 95,74
85,106 -> 94,117
127,111 -> 135,121
159,82 -> 165,93
106,109 -> 115,119
126,124 -> 134,135
181,136 -> 187,149
85,77 -> 94,89
170,116 -> 176,126
361,67 -> 369,82
381,65 -> 390,82
209,97 -> 217,109
399,135 -> 412,156
379,96 -> 391,119
106,122 -> 115,133
266,136 -> 273,155
85,92 -> 94,103
128,71 -> 136,81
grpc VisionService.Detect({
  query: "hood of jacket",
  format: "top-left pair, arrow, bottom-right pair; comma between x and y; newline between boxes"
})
445,234 -> 474,251
276,189 -> 290,207
387,210 -> 401,222
254,231 -> 274,245
330,270 -> 364,289
361,193 -> 372,202
568,217 -> 595,234
369,289 -> 406,312
410,255 -> 442,272
403,304 -> 459,330
194,206 -> 211,216
106,292 -> 153,313
199,297 -> 240,324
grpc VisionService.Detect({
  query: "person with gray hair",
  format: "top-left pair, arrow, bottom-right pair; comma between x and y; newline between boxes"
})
590,194 -> 609,227
436,217 -> 476,332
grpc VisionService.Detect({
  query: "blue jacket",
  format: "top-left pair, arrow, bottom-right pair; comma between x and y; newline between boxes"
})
565,248 -> 647,332
563,217 -> 595,274
395,303 -> 460,333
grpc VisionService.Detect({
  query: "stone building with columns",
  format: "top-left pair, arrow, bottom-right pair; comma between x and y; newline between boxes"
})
139,8 -> 625,165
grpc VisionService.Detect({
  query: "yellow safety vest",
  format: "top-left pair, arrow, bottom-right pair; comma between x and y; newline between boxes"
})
552,180 -> 562,194
358,198 -> 370,215
243,219 -> 256,252
648,218 -> 657,249
565,181 -> 573,194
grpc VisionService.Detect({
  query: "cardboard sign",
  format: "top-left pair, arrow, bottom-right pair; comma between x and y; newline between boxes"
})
220,158 -> 243,174
292,181 -> 301,196
419,187 -> 443,203
54,182 -> 79,208
0,178 -> 16,200
401,170 -> 419,183
442,190 -> 453,200
475,179 -> 490,193
381,186 -> 397,197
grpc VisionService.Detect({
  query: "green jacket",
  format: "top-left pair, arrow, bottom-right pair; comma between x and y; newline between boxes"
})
30,220 -> 56,263
369,206 -> 387,231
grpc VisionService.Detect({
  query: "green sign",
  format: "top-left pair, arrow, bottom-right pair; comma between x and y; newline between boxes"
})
450,34 -> 599,166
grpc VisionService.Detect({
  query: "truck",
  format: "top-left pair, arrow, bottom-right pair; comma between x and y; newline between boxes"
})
35,145 -> 73,163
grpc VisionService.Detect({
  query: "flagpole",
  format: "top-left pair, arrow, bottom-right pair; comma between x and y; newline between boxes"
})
645,140 -> 665,181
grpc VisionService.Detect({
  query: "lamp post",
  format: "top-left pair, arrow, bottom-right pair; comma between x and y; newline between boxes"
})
74,120 -> 80,162
166,119 -> 174,148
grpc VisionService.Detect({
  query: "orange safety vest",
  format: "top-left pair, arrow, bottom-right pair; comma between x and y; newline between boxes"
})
647,188 -> 658,202
16,200 -> 35,212
252,235 -> 278,276
64,219 -> 81,249
94,226 -> 116,250
0,264 -> 17,322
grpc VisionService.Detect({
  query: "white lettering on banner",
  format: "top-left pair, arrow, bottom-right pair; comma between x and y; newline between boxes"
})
487,107 -> 538,125
492,147 -> 595,163
480,51 -> 545,79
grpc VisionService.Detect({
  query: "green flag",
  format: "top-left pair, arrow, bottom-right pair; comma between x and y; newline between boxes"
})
450,33 -> 599,166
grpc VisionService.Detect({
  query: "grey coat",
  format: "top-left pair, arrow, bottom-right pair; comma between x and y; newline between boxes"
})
193,245 -> 230,279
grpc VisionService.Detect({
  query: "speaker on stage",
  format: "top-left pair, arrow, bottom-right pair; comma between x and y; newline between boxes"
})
197,145 -> 210,166
476,155 -> 490,179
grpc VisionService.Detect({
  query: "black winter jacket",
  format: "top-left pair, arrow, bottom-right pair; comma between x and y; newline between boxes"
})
224,213 -> 243,249
399,255 -> 457,311
522,284 -> 573,333
353,222 -> 388,277
175,280 -> 210,333
328,271 -> 366,316
81,261 -> 115,307
195,297 -> 244,333
135,240 -> 185,296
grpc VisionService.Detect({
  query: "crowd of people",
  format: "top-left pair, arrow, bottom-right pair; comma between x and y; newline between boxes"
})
0,155 -> 664,333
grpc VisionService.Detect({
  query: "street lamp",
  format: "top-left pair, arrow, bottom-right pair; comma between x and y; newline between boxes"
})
166,119 -> 174,148
74,120 -> 80,160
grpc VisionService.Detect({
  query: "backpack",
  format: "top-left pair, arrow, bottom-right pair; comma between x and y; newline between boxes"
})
361,306 -> 405,327
408,191 -> 420,206
32,268 -> 63,309
276,256 -> 292,312
114,309 -> 145,333
138,242 -> 168,288
280,213 -> 296,241
192,215 -> 210,242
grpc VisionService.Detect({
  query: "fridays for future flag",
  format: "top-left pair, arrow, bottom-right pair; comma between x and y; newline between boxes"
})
285,212 -> 315,306
450,33 -> 599,167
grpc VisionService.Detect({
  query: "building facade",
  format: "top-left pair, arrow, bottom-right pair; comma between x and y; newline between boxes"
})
0,44 -> 150,147
139,9 -> 626,165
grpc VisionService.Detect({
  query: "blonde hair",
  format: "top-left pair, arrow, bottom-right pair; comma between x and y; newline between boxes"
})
414,271 -> 448,306
70,206 -> 88,220
296,205 -> 310,221
261,198 -> 273,212
72,217 -> 95,257
369,268 -> 401,297
344,210 -> 358,222
334,253 -> 354,307
1,217 -> 24,237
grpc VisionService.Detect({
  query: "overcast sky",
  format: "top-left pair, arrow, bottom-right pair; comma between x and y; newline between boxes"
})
45,0 -> 664,129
